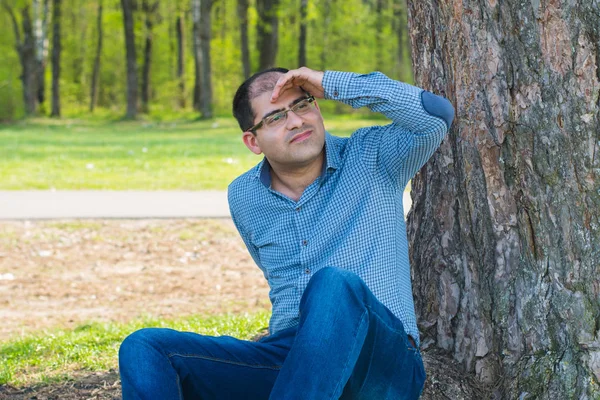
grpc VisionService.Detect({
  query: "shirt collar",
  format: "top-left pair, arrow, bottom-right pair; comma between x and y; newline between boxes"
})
254,132 -> 340,188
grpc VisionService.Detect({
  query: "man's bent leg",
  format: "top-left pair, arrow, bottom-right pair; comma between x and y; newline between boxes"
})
119,326 -> 295,400
269,267 -> 425,400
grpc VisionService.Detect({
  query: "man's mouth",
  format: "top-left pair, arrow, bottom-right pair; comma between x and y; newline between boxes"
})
290,130 -> 313,143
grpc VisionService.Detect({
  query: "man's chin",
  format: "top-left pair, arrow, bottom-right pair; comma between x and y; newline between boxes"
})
292,147 -> 325,165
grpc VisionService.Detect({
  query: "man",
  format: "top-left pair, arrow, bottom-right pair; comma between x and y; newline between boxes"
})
119,67 -> 454,399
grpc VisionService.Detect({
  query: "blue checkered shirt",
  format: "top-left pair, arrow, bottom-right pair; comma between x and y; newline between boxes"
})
228,71 -> 453,345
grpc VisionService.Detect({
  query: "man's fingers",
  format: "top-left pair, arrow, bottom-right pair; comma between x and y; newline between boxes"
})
270,68 -> 323,102
270,74 -> 288,101
271,73 -> 300,102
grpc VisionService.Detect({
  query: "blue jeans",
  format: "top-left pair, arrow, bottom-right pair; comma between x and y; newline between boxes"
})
119,267 -> 426,399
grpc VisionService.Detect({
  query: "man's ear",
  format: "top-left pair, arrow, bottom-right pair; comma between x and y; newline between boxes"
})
242,131 -> 263,155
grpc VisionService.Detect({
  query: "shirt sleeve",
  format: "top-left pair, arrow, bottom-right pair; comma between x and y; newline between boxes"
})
322,70 -> 454,186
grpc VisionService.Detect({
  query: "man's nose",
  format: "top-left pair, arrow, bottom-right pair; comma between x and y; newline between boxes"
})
285,110 -> 303,130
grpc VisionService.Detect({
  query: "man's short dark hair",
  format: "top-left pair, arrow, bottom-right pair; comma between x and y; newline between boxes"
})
233,67 -> 289,133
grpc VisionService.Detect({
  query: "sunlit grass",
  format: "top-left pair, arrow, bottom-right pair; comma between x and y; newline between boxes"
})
0,311 -> 271,387
0,113 -> 388,190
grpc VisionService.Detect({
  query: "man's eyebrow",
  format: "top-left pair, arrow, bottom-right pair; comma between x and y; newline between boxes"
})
261,107 -> 285,120
261,96 -> 308,120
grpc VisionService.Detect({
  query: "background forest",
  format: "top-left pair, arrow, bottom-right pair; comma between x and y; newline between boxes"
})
0,0 -> 412,121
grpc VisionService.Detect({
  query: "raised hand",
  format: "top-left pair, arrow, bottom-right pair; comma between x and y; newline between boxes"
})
270,67 -> 325,102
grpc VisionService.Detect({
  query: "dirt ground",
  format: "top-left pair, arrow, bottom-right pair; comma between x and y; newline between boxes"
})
0,370 -> 121,400
0,219 -> 489,399
0,219 -> 270,340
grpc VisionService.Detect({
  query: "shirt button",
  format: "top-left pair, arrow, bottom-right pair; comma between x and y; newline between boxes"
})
305,269 -> 311,274
296,206 -> 301,212
333,90 -> 339,97
302,240 -> 308,246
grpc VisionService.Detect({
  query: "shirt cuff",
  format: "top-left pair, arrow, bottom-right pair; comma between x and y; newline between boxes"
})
322,71 -> 357,100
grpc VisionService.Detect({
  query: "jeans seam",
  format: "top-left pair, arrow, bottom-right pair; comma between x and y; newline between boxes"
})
328,309 -> 369,400
366,304 -> 421,354
364,305 -> 405,335
176,372 -> 183,400
168,353 -> 282,371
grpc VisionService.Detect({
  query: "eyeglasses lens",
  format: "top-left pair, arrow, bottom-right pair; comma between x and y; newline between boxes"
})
264,98 -> 314,129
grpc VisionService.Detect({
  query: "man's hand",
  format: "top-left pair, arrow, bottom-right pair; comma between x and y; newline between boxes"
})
270,67 -> 325,102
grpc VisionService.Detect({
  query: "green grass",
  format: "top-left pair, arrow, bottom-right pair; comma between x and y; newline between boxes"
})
0,311 -> 271,387
0,114 -> 387,190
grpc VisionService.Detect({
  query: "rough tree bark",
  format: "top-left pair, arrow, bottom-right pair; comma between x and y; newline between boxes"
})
50,0 -> 61,117
120,0 -> 137,119
407,1 -> 600,399
256,0 -> 279,71
4,2 -> 38,115
192,0 -> 213,118
90,0 -> 103,112
236,0 -> 250,79
298,0 -> 307,67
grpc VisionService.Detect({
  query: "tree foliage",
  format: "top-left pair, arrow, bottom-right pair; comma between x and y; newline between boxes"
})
0,0 -> 412,120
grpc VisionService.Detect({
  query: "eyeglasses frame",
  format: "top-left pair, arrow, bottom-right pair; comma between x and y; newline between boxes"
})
247,95 -> 316,134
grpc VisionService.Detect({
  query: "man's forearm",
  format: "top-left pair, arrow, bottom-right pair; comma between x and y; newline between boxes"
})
322,70 -> 454,136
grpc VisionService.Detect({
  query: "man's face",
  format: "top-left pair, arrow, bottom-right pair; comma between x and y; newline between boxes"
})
243,86 -> 326,170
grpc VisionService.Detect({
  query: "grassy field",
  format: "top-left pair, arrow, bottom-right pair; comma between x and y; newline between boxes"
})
0,114 -> 387,190
0,311 -> 270,387
0,113 -> 395,390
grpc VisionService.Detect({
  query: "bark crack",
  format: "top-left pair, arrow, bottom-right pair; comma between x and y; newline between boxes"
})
592,137 -> 597,171
552,349 -> 568,377
524,206 -> 538,259
543,257 -> 551,284
595,37 -> 600,107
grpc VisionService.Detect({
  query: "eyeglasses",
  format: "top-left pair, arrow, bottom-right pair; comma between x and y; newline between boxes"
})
248,95 -> 316,133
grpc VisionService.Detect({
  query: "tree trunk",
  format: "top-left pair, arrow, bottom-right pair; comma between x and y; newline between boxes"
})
192,0 -> 213,118
236,0 -> 250,79
70,0 -> 87,92
319,0 -> 333,71
50,0 -> 61,117
141,0 -> 158,114
90,0 -> 103,112
256,0 -> 279,71
374,0 -> 383,72
192,0 -> 199,110
297,0 -> 307,67
175,11 -> 185,108
33,0 -> 49,107
407,1 -> 600,398
4,3 -> 38,115
120,0 -> 137,119
392,0 -> 409,81
199,0 -> 212,118
393,2 -> 403,66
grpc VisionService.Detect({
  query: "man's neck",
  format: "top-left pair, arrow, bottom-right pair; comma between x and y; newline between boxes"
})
269,152 -> 325,202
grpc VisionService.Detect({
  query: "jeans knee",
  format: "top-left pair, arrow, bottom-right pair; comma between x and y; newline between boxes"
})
308,267 -> 367,299
119,328 -> 162,366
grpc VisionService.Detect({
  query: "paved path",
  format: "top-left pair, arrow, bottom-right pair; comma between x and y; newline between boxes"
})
0,191 -> 413,220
